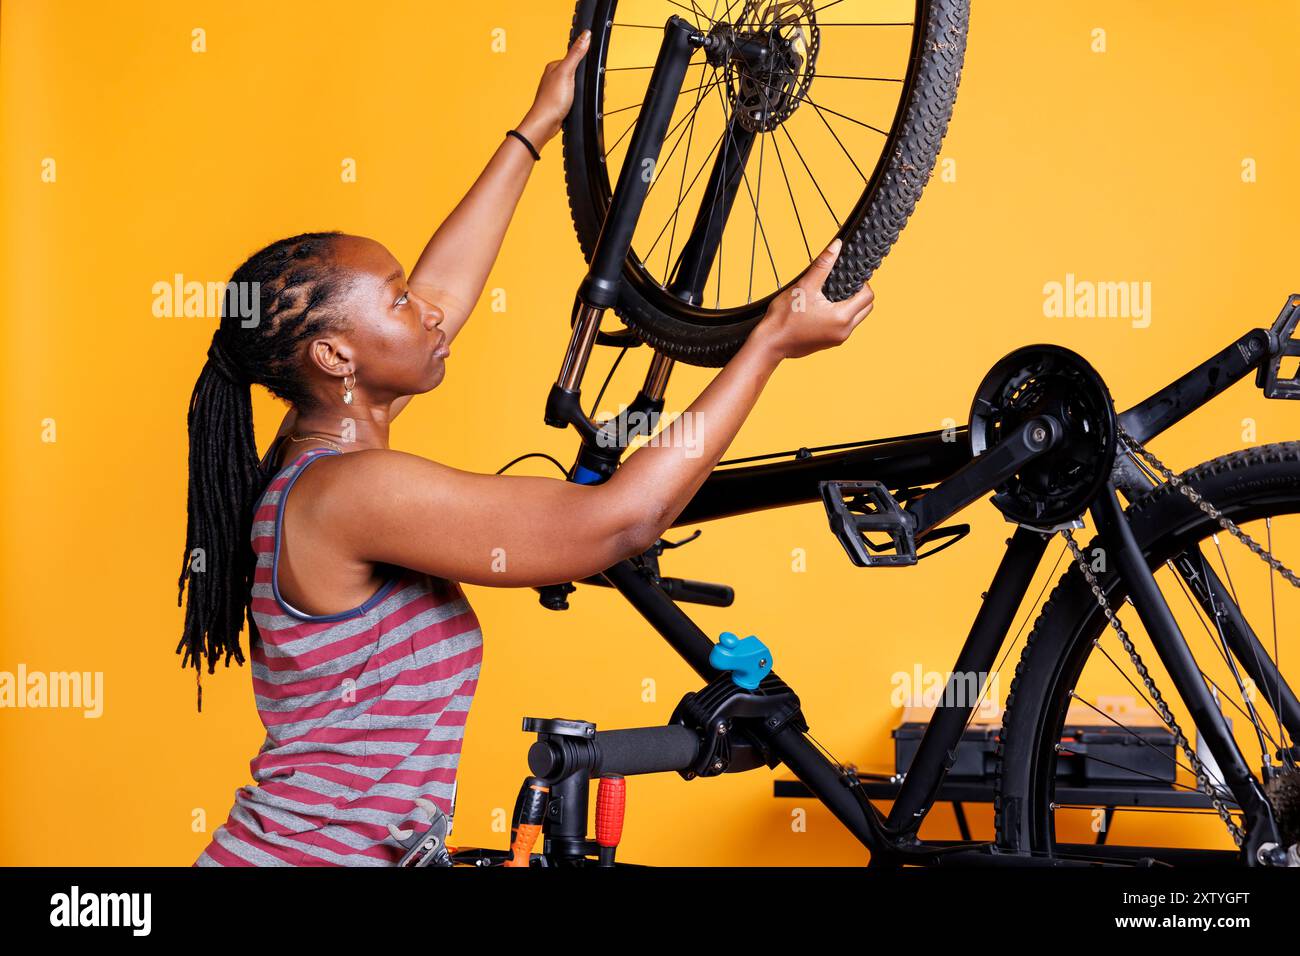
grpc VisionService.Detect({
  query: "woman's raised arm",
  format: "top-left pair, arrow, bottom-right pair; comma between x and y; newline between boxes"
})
406,31 -> 591,347
325,241 -> 873,589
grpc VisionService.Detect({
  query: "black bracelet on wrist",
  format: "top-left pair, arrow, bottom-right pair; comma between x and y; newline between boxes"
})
506,129 -> 541,161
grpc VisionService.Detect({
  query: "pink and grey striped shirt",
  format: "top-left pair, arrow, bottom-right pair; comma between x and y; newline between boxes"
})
195,444 -> 484,866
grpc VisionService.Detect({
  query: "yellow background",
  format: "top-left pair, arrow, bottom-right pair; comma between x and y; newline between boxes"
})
1,0 -> 1297,865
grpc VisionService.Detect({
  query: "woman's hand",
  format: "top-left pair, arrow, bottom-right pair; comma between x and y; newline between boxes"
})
516,30 -> 591,150
752,238 -> 875,361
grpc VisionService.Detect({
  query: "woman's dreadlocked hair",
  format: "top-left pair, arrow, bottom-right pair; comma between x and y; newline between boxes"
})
177,231 -> 352,711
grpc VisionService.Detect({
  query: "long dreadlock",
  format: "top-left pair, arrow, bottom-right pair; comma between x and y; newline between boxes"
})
176,231 -> 353,711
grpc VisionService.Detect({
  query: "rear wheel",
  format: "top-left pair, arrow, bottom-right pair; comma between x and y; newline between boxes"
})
562,0 -> 970,366
995,443 -> 1300,864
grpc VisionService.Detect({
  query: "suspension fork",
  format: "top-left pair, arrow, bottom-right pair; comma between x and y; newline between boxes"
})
544,17 -> 702,478
1091,484 -> 1282,858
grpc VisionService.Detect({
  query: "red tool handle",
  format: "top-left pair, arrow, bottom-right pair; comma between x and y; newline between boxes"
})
595,775 -> 626,847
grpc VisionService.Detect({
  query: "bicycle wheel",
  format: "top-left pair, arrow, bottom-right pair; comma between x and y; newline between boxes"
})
562,0 -> 970,366
995,443 -> 1300,865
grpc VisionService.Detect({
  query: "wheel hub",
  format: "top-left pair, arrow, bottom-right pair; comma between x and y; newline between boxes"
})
710,0 -> 819,133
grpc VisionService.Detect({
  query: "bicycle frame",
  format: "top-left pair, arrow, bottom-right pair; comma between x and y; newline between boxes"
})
535,15 -> 1300,865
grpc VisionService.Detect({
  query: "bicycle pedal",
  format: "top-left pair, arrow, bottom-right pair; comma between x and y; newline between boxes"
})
819,480 -> 918,567
1257,294 -> 1300,400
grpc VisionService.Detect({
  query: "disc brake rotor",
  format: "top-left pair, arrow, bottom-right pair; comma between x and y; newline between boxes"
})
722,0 -> 820,132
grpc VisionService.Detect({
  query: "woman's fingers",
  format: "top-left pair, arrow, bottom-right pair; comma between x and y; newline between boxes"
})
800,237 -> 843,289
840,277 -> 874,316
562,30 -> 591,70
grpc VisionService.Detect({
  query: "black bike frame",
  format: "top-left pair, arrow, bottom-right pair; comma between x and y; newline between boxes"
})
540,15 -> 1300,864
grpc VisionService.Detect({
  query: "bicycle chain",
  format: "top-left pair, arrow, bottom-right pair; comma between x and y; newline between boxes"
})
1059,529 -> 1247,848
1118,424 -> 1300,590
1052,424 -> 1300,848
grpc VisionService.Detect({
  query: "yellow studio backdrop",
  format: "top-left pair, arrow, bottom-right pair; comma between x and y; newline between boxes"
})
1,0 -> 1296,865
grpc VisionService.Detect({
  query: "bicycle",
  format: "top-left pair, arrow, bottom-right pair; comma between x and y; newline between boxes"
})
399,0 -> 1300,867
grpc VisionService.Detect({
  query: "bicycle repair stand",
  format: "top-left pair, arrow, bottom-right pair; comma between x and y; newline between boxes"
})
502,632 -> 804,866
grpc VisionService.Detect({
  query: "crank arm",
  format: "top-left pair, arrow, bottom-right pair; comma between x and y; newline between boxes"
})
905,416 -> 1065,537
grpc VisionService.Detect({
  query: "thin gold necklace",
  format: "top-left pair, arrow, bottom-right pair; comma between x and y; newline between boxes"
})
287,433 -> 344,452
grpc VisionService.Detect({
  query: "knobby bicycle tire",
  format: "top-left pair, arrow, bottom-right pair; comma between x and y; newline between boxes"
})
994,441 -> 1300,860
562,0 -> 971,367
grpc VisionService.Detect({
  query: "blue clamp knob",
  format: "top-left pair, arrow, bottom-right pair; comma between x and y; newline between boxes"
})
709,631 -> 772,691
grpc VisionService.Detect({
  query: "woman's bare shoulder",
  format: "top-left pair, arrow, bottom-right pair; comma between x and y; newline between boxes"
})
312,447 -> 470,502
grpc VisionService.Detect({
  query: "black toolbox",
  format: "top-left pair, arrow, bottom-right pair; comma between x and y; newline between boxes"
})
892,703 -> 1176,785
892,706 -> 1000,780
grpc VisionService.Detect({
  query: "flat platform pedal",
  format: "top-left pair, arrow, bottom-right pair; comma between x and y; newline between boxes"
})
1258,294 -> 1300,400
819,480 -> 918,567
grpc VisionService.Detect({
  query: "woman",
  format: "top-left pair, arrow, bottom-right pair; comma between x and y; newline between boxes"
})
180,31 -> 875,867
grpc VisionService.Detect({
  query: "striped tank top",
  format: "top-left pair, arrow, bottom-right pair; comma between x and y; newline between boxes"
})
195,444 -> 484,866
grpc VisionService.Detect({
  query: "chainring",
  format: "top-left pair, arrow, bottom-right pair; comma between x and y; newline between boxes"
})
969,345 -> 1118,529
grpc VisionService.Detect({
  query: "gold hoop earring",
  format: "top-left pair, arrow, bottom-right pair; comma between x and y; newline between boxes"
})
342,373 -> 356,406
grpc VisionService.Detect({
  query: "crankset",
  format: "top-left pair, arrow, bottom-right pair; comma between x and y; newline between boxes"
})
969,344 -> 1118,531
821,345 -> 1111,567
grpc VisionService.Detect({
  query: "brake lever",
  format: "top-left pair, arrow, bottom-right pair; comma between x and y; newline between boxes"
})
571,528 -> 734,606
656,529 -> 702,551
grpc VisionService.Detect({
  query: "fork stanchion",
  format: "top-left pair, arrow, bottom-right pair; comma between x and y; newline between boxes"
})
579,16 -> 703,309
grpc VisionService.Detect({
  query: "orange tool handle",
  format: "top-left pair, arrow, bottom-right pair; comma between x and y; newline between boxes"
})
505,824 -> 541,867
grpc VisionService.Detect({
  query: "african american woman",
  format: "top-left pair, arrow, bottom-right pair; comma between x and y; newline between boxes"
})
178,30 -> 876,866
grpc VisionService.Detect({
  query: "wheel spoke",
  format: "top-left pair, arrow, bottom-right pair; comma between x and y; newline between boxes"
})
1069,693 -> 1213,786
808,0 -> 847,17
603,81 -> 713,119
813,73 -> 906,82
661,73 -> 719,277
769,129 -> 811,261
664,108 -> 706,278
1166,561 -> 1289,756
749,127 -> 765,298
589,0 -> 928,320
643,76 -> 727,202
602,61 -> 707,73
1209,538 -> 1290,765
738,71 -> 884,193
607,74 -> 720,167
781,124 -> 839,227
643,127 -> 726,264
1035,502 -> 1300,855
669,0 -> 714,26
710,81 -> 779,296
1266,518 -> 1295,763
